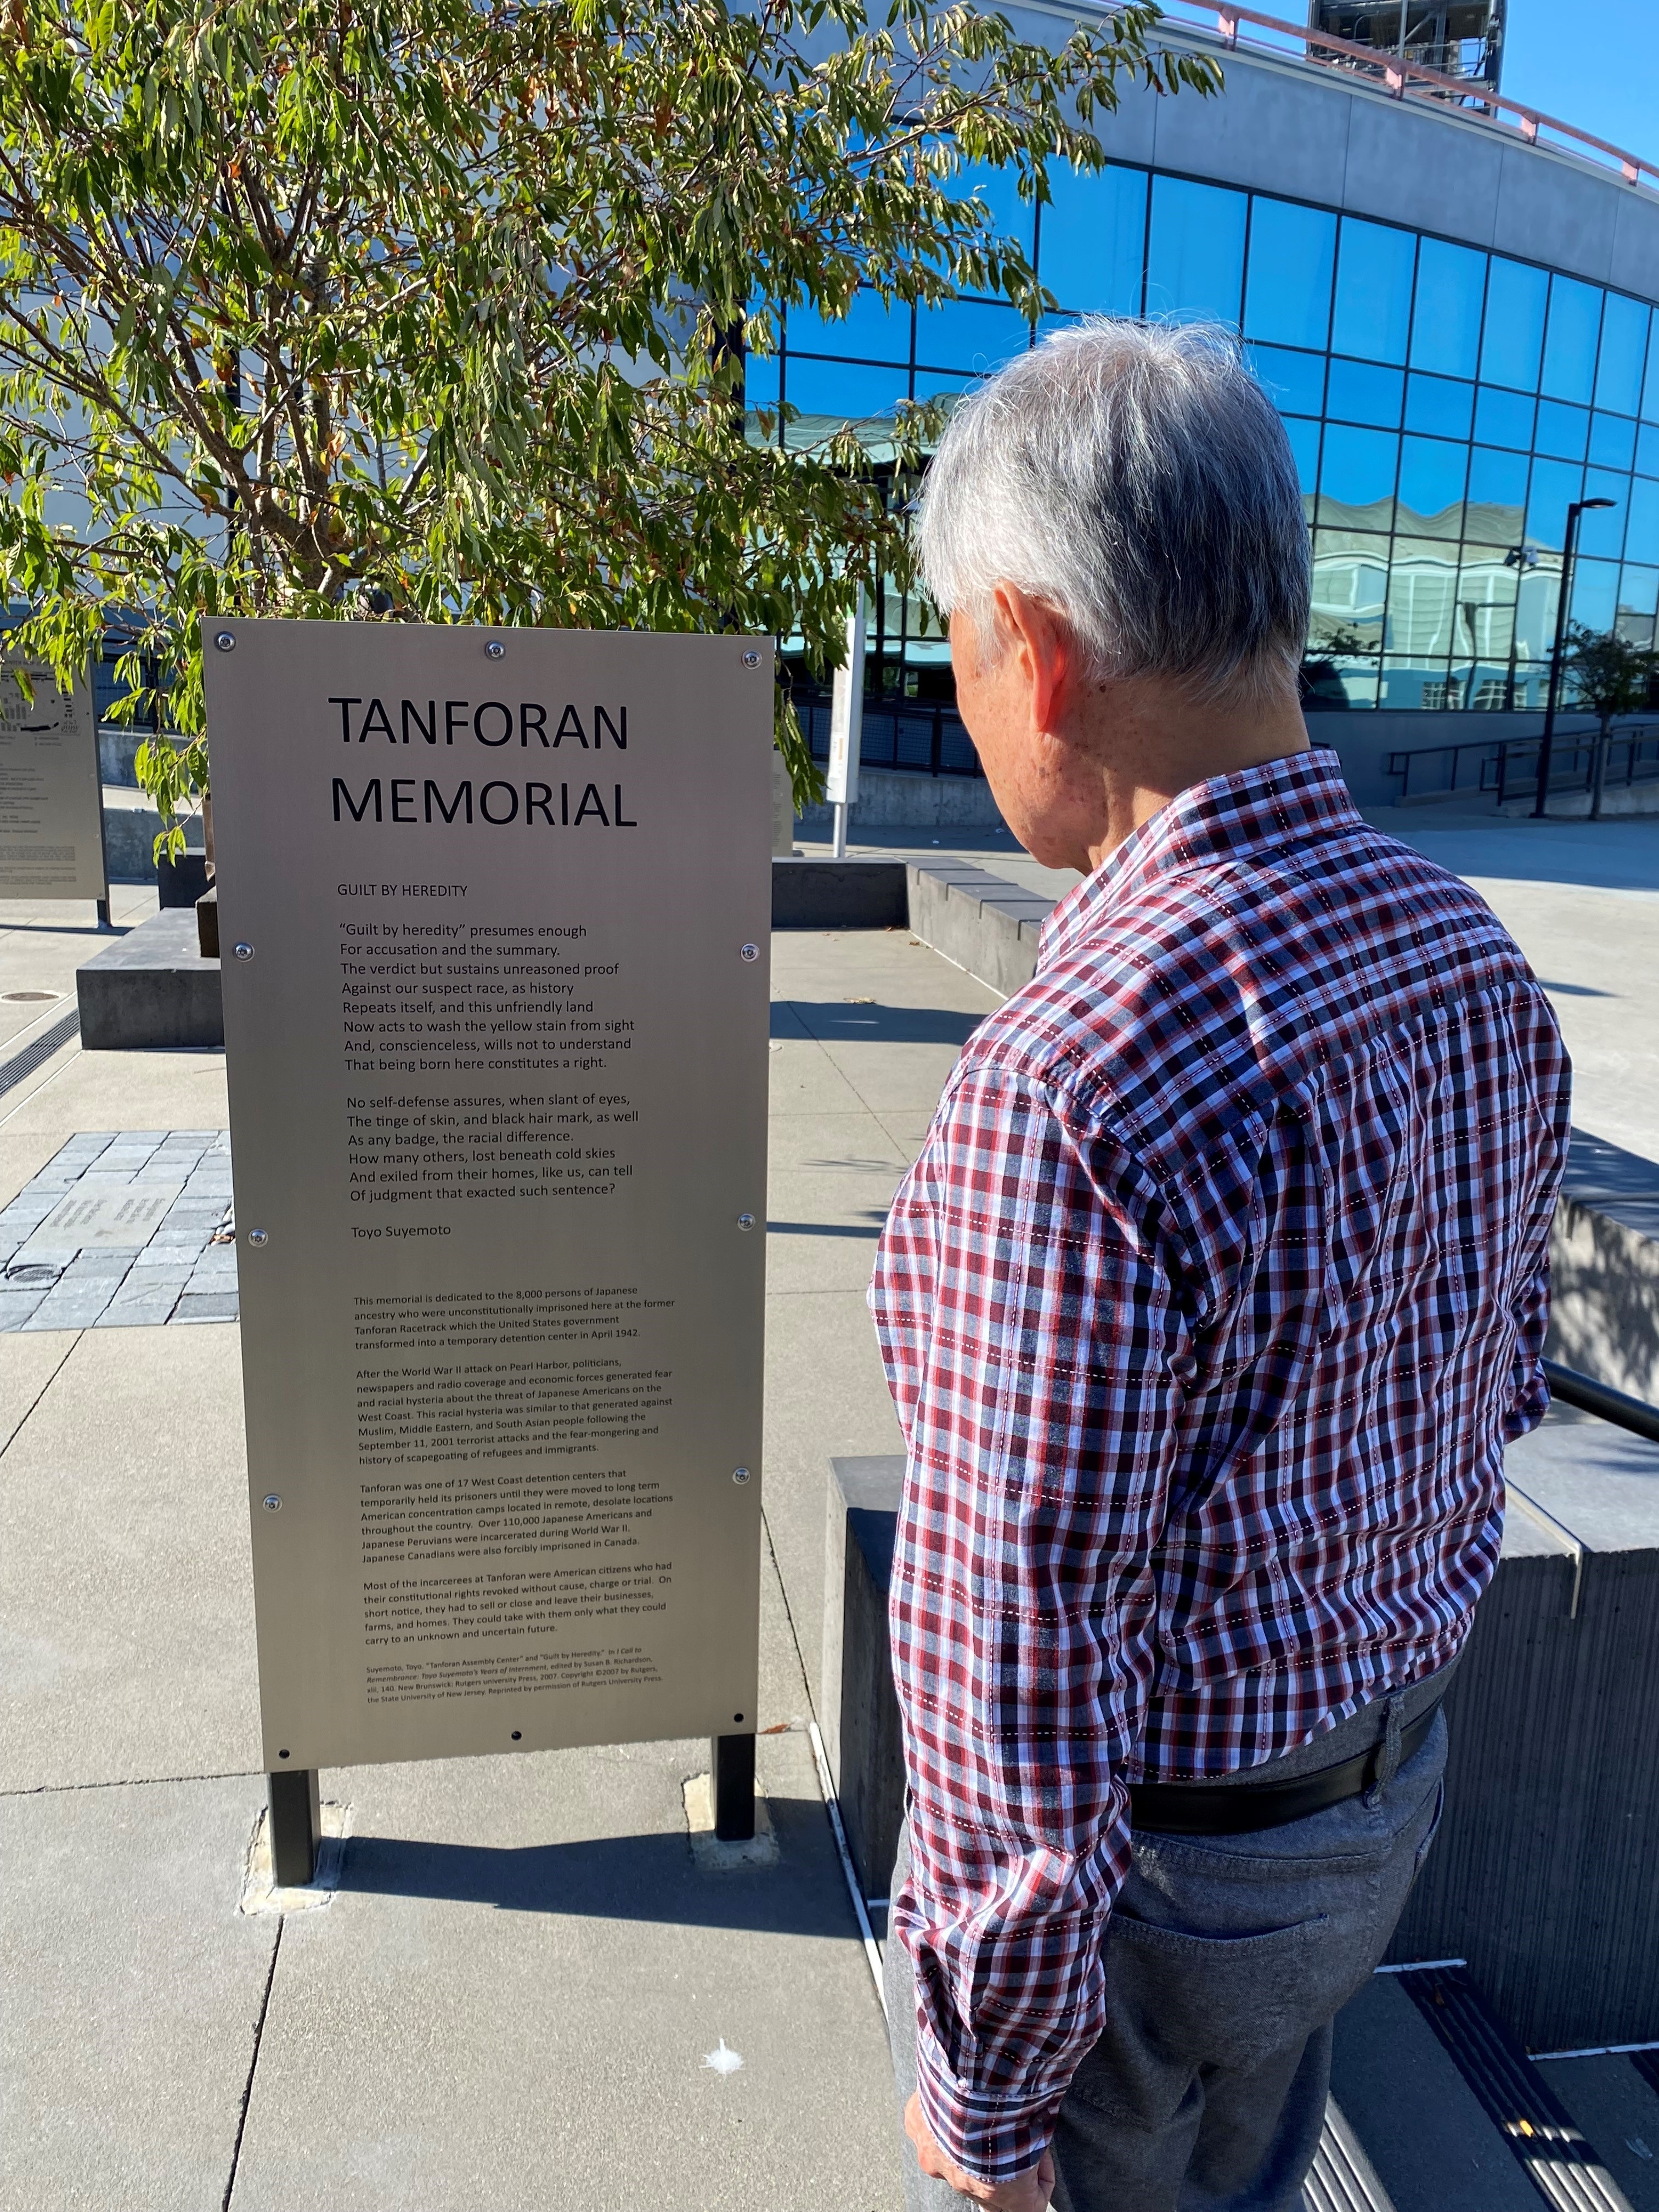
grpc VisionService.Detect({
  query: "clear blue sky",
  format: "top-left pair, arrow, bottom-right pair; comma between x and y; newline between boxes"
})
1502,0 -> 1659,167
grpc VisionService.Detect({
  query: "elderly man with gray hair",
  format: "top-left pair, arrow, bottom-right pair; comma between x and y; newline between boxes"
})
869,320 -> 1570,2212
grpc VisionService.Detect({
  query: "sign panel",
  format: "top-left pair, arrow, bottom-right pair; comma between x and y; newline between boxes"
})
205,620 -> 773,1770
0,657 -> 107,900
825,593 -> 865,809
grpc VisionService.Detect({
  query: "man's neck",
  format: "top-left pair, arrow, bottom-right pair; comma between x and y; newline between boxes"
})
1074,681 -> 1311,874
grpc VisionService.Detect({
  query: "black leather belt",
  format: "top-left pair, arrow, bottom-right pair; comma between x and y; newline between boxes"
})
1128,1701 -> 1443,1837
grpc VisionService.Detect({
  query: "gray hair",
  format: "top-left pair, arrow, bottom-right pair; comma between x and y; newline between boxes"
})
916,318 -> 1311,705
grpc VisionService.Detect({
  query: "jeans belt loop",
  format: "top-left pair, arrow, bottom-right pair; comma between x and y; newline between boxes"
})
1364,1691 -> 1406,1809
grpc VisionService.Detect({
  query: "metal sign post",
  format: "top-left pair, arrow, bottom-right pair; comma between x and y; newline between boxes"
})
825,592 -> 866,860
204,621 -> 773,1873
0,656 -> 108,912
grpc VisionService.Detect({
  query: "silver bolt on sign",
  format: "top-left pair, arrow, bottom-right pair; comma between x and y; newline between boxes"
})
247,1228 -> 270,1246
736,1213 -> 756,1231
742,649 -> 762,668
485,640 -> 505,659
740,943 -> 760,962
234,942 -> 255,961
214,631 -> 236,652
263,1494 -> 282,1510
732,1468 -> 752,1485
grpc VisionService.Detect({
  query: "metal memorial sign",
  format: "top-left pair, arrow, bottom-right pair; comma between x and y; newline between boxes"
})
0,656 -> 107,901
205,620 -> 772,1771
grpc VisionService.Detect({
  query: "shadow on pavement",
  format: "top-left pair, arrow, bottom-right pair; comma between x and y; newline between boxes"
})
772,1002 -> 986,1045
337,1809 -> 860,1937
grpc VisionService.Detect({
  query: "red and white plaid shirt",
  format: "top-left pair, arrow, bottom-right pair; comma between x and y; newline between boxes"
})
871,747 -> 1569,2182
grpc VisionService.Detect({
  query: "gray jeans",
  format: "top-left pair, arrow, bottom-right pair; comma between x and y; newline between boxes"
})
885,1685 -> 1449,2212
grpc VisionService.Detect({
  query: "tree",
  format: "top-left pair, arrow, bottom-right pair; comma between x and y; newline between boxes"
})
0,0 -> 1216,846
1562,622 -> 1657,816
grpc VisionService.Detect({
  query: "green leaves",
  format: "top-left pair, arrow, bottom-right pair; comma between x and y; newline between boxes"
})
0,0 -> 1213,819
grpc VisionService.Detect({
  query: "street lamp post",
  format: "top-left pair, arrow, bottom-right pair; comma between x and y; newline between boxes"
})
1533,497 -> 1617,820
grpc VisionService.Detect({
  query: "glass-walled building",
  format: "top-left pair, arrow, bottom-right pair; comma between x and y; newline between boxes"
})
754,7 -> 1659,791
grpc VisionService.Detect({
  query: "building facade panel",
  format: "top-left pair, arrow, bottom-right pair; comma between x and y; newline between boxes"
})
1145,52 -> 1354,207
1491,146 -> 1620,287
1339,95 -> 1504,249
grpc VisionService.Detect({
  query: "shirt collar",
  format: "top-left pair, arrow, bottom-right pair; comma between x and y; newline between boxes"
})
1038,746 -> 1365,970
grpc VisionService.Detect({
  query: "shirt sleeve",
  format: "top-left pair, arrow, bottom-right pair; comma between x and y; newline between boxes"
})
869,1056 -> 1203,2184
1503,1252 -> 1551,1442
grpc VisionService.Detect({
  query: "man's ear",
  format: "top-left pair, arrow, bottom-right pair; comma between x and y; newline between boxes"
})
990,583 -> 1074,737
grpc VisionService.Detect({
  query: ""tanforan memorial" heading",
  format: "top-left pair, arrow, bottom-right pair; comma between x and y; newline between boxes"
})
327,694 -> 636,830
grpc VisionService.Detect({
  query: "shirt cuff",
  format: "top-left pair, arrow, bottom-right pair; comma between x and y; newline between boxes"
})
913,2015 -> 1064,2186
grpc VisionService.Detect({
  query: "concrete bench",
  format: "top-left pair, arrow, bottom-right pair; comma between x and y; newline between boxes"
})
76,907 -> 223,1049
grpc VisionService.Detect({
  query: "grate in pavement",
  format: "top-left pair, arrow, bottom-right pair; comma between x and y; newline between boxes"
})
1402,1968 -> 1634,2212
0,1130 -> 236,1330
0,1007 -> 80,1100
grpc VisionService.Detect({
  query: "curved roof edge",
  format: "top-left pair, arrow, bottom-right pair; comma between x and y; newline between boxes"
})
1008,0 -> 1659,305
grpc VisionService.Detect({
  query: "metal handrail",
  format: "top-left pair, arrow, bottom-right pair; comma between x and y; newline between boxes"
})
1543,1358 -> 1659,1447
1158,3 -> 1659,193
1385,722 -> 1659,803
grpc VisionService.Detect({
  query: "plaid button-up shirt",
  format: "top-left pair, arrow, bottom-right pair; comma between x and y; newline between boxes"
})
870,747 -> 1570,2182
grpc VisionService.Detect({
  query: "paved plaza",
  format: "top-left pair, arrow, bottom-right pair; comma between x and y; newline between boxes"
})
4,806 -> 1659,2210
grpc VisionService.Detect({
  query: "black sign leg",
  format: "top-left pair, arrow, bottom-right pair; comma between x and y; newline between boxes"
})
94,896 -> 113,932
268,1767 -> 321,1886
711,1733 -> 757,1841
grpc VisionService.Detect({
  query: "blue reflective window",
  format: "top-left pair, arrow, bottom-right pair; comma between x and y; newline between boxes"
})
1320,424 -> 1398,510
787,290 -> 911,364
1249,345 -> 1325,416
1579,471 -> 1629,560
1480,257 -> 1548,392
1410,238 -> 1485,379
1645,341 -> 1659,425
1331,218 -> 1416,364
1243,197 -> 1335,350
746,352 -> 781,410
1398,437 -> 1468,523
1474,386 -> 1535,449
1405,373 -> 1474,439
1037,163 -> 1147,315
1146,176 -> 1247,325
1327,357 -> 1404,427
1594,294 -> 1649,416
1639,422 -> 1659,477
1620,563 -> 1659,627
1534,399 -> 1590,462
1590,411 -> 1638,471
1629,478 -> 1659,565
1527,456 -> 1585,549
783,357 -> 907,419
951,159 -> 1036,263
1466,444 -> 1530,525
912,369 -> 969,403
1282,414 -> 1321,495
913,298 -> 1028,372
1477,442 -> 1539,511
1570,558 -> 1620,633
1541,276 -> 1602,405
